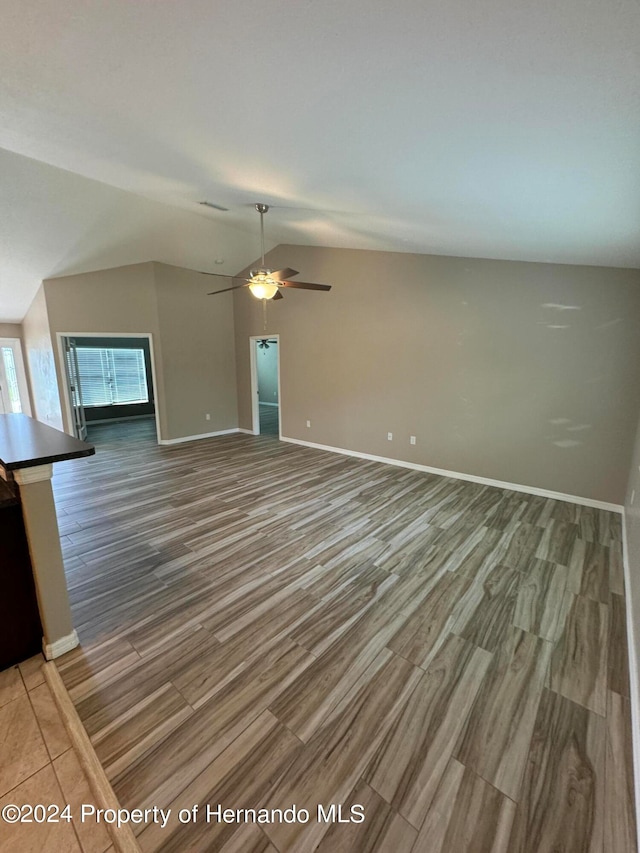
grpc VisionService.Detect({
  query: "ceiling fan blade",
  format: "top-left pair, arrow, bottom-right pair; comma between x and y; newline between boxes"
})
199,271 -> 248,280
269,268 -> 299,281
281,280 -> 332,291
273,291 -> 284,300
207,283 -> 251,295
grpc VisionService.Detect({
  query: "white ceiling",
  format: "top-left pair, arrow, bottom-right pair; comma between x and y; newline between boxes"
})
1,0 -> 639,320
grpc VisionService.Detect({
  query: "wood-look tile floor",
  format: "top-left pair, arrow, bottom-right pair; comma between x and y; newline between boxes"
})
54,420 -> 637,852
259,404 -> 280,436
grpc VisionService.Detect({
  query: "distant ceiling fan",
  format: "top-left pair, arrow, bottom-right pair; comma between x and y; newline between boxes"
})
203,204 -> 332,300
258,338 -> 276,349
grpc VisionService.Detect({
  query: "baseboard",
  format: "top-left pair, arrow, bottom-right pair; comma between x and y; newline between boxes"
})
621,513 -> 640,853
43,662 -> 141,853
158,428 -> 240,445
280,435 -> 623,512
43,629 -> 79,660
238,428 -> 258,435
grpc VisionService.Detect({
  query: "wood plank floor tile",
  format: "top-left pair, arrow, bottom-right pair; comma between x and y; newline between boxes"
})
48,421 -> 633,853
604,691 -> 637,853
455,626 -> 552,801
549,594 -> 608,716
609,540 -> 625,596
364,635 -> 492,828
314,779 -> 417,852
513,559 -> 570,641
508,688 -> 605,853
75,626 -> 220,735
415,758 -> 516,853
536,519 -> 579,566
387,570 -> 470,668
440,527 -> 502,578
217,824 -> 278,853
137,710 -> 301,852
93,682 -> 193,778
498,522 -> 545,572
264,650 -> 422,852
269,570 -> 440,741
113,640 -> 313,810
568,540 -> 611,603
452,563 -> 521,653
608,594 -> 631,698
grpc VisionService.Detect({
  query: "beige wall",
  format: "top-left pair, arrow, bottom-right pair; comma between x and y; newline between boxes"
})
32,261 -> 237,441
42,262 -> 164,434
0,323 -> 22,338
153,263 -> 238,438
22,286 -> 63,429
234,245 -> 640,504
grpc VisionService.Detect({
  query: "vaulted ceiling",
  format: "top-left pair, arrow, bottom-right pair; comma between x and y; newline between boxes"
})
1,0 -> 639,321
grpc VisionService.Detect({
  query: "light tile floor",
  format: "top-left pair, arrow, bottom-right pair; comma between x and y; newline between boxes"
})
0,655 -> 114,853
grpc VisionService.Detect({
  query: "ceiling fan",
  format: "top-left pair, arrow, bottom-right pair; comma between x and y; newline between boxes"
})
203,204 -> 332,300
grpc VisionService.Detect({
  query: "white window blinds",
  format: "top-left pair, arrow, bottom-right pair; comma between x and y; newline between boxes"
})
76,347 -> 149,407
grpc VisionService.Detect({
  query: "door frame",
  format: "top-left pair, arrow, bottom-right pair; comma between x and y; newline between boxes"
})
55,332 -> 162,442
249,334 -> 281,438
0,338 -> 32,416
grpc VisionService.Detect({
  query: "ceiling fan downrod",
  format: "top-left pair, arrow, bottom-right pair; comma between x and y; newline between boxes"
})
256,203 -> 269,269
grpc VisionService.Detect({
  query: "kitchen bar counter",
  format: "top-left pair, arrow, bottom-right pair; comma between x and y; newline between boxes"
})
0,413 -> 94,470
0,414 -> 94,664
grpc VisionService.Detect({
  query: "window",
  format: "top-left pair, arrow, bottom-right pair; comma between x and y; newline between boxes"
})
1,346 -> 22,413
75,347 -> 149,407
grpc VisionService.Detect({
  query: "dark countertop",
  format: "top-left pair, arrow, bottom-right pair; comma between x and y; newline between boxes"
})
0,414 -> 95,471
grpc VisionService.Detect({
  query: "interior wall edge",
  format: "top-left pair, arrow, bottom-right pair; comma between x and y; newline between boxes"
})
621,512 -> 640,853
281,435 -> 623,513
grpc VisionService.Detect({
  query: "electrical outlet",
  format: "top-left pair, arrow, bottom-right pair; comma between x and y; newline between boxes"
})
387,432 -> 393,441
306,420 -> 311,428
410,435 -> 416,445
205,413 -> 211,421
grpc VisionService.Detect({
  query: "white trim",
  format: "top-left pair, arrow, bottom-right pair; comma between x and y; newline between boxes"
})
249,338 -> 259,435
13,464 -> 54,485
43,629 -> 79,660
158,427 -> 240,445
280,435 -> 623,512
55,332 -> 162,444
622,512 -> 640,853
237,428 -> 258,435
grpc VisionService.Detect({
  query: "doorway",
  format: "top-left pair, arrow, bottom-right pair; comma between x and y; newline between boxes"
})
0,338 -> 31,416
250,336 -> 280,436
58,333 -> 160,442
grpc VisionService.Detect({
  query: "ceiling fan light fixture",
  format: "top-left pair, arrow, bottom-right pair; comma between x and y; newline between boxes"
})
248,281 -> 279,300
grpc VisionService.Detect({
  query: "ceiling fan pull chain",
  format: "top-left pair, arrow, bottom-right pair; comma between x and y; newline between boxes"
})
263,297 -> 267,331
